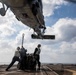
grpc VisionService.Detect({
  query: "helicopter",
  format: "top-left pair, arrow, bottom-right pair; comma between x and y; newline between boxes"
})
0,0 -> 55,39
0,0 -> 75,39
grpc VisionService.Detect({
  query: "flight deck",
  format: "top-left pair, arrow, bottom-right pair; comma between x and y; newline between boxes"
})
0,64 -> 76,75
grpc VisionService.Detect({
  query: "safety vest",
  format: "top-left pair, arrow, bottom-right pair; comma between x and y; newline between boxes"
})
35,48 -> 41,55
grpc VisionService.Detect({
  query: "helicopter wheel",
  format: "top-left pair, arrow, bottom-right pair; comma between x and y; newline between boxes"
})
0,8 -> 6,16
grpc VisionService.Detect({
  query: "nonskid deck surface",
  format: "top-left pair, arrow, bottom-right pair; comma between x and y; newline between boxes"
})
0,64 -> 58,75
0,64 -> 76,75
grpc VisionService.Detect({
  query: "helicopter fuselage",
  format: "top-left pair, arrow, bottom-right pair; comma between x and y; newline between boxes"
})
0,0 -> 55,39
0,0 -> 45,34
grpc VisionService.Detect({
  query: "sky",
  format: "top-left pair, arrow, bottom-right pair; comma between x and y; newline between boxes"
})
0,0 -> 76,64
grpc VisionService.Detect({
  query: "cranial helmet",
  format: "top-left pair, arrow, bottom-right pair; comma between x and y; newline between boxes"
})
17,47 -> 20,50
38,44 -> 41,47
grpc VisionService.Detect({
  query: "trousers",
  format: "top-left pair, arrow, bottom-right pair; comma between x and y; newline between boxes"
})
6,56 -> 20,70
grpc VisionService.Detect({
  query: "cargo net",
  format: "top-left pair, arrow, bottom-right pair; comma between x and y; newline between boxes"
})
17,53 -> 37,71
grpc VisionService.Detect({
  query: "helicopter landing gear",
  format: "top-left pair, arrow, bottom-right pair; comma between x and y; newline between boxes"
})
0,8 -> 6,16
0,3 -> 8,16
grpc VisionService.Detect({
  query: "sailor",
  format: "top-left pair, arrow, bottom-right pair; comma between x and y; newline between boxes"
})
34,44 -> 41,70
6,47 -> 21,71
20,46 -> 27,70
20,46 -> 27,58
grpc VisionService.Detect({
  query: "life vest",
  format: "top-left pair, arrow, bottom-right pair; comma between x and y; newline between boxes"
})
35,48 -> 41,55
